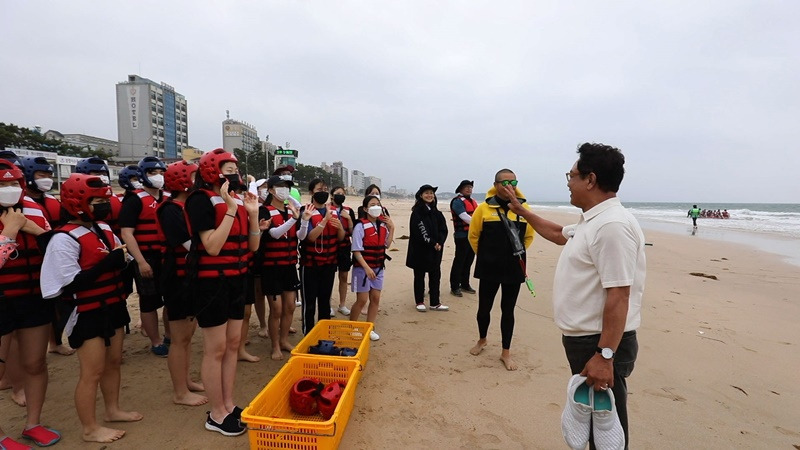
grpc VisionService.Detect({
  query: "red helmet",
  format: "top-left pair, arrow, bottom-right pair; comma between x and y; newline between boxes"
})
61,173 -> 112,221
289,378 -> 324,416
317,381 -> 347,420
199,148 -> 237,185
164,160 -> 198,192
0,159 -> 25,206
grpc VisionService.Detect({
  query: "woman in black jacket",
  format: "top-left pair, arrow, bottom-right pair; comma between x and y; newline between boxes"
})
405,185 -> 449,311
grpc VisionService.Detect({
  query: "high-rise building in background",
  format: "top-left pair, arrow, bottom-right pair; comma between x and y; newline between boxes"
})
116,75 -> 188,160
44,130 -> 119,156
331,161 -> 349,188
222,117 -> 260,154
366,176 -> 381,190
351,170 -> 365,193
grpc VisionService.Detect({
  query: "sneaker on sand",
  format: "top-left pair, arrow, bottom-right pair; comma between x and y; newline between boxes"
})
450,289 -> 463,297
295,299 -> 302,307
429,304 -> 450,311
330,307 -> 336,317
151,343 -> 169,357
592,386 -> 625,450
415,304 -> 427,312
338,305 -> 351,316
561,374 -> 592,450
0,436 -> 32,450
205,411 -> 246,437
21,425 -> 61,447
369,330 -> 380,341
462,286 -> 477,294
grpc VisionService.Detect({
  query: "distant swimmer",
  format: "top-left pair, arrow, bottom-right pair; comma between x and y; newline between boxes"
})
688,205 -> 700,227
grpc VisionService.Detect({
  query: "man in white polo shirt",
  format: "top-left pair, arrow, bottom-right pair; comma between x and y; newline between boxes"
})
506,142 -> 645,449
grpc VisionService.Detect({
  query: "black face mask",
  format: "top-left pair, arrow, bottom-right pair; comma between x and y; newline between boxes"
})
312,191 -> 329,204
333,194 -> 346,205
92,202 -> 111,221
223,174 -> 241,192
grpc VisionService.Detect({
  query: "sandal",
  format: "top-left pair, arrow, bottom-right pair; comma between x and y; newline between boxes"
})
20,425 -> 61,447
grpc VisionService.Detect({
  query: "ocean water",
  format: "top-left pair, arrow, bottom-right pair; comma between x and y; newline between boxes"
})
531,202 -> 800,266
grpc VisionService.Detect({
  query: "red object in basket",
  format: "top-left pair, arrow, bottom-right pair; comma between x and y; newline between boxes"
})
318,381 -> 347,420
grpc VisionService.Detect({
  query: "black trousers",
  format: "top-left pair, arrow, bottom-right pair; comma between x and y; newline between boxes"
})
562,330 -> 638,450
413,267 -> 441,306
477,280 -> 520,349
449,237 -> 475,291
299,264 -> 336,334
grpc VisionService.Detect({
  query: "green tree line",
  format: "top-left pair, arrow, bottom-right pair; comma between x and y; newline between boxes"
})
0,122 -> 115,160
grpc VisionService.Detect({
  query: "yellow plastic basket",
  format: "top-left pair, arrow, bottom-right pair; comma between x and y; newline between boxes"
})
241,356 -> 362,450
291,320 -> 374,367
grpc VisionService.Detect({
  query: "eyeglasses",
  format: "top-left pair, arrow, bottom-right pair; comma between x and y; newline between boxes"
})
566,171 -> 580,182
495,180 -> 518,187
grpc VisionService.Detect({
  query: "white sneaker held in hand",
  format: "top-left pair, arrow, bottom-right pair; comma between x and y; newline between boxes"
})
592,387 -> 625,450
561,374 -> 592,449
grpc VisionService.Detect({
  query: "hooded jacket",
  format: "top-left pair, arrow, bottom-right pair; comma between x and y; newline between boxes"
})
468,185 -> 534,284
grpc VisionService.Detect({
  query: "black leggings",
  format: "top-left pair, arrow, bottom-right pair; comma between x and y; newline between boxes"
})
476,280 -> 520,349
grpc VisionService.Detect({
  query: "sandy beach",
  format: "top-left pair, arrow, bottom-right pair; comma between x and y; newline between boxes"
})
2,198 -> 799,449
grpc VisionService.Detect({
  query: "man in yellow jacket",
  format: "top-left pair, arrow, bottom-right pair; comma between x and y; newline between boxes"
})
468,168 -> 534,370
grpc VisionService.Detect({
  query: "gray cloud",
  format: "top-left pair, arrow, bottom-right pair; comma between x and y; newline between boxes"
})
2,1 -> 798,202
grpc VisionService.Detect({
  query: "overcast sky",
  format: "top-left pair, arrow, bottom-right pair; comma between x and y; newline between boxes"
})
2,1 -> 798,203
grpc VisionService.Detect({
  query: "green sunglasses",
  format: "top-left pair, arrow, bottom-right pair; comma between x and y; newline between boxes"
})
496,180 -> 518,187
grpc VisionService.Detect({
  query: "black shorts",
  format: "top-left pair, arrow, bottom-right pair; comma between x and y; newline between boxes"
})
337,246 -> 353,272
67,301 -> 130,349
133,252 -> 164,313
192,276 -> 245,328
163,275 -> 192,321
260,265 -> 300,296
244,271 -> 255,305
122,264 -> 135,296
0,295 -> 56,336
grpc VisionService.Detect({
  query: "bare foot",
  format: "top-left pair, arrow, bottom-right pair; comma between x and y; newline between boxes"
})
288,327 -> 297,334
173,392 -> 209,406
48,344 -> 76,355
469,341 -> 487,356
0,378 -> 9,390
104,410 -> 143,422
270,349 -> 284,361
500,355 -> 518,371
238,351 -> 260,363
279,340 -> 294,352
83,426 -> 126,443
187,380 -> 205,392
257,327 -> 268,338
11,388 -> 26,406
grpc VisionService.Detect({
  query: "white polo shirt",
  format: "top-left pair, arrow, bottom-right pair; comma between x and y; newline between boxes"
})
552,197 -> 646,336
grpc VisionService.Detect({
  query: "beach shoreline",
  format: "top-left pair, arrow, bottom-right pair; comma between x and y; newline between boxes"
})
1,199 -> 798,449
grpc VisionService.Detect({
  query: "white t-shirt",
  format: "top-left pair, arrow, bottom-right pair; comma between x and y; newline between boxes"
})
552,197 -> 646,336
40,226 -> 125,299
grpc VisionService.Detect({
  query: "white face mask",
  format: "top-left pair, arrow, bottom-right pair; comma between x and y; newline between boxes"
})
370,194 -> 380,200
368,205 -> 383,218
274,187 -> 290,201
98,175 -> 110,185
148,174 -> 165,189
0,186 -> 23,207
258,188 -> 269,202
34,178 -> 53,192
279,174 -> 293,182
131,180 -> 144,190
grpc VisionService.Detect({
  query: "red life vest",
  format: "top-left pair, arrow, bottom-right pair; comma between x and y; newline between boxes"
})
450,195 -> 477,234
131,190 -> 164,253
24,194 -> 61,228
192,189 -> 250,278
331,204 -> 354,250
156,199 -> 191,278
300,207 -> 339,267
260,205 -> 298,266
59,222 -> 125,312
0,202 -> 48,299
356,218 -> 388,269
